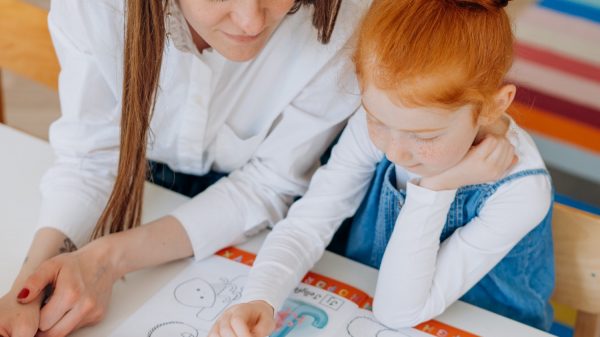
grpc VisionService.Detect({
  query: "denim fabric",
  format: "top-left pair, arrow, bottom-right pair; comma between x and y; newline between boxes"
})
345,158 -> 555,331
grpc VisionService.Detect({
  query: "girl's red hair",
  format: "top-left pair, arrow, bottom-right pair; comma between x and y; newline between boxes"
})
354,0 -> 513,116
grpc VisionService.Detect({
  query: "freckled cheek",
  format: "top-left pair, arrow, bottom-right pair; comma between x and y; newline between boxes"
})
415,142 -> 461,168
367,126 -> 387,152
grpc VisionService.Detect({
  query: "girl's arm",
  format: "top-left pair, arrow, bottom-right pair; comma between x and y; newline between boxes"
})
240,110 -> 382,311
373,173 -> 552,328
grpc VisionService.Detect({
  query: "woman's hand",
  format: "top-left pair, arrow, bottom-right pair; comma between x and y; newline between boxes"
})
208,301 -> 276,337
420,135 -> 517,191
15,238 -> 121,337
0,290 -> 41,337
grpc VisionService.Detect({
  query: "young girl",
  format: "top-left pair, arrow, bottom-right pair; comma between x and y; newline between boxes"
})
210,0 -> 554,335
0,1 -> 367,336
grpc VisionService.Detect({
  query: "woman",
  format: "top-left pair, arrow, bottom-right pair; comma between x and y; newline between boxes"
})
0,0 -> 365,336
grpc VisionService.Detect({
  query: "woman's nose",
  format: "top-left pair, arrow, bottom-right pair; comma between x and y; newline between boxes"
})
230,1 -> 266,36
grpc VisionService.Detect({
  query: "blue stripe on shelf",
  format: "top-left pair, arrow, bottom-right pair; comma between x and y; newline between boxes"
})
556,193 -> 600,215
540,0 -> 600,23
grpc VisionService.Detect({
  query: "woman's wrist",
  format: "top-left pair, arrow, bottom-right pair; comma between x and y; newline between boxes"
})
86,236 -> 127,282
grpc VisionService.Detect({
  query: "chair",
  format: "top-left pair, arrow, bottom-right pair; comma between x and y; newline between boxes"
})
0,0 -> 59,124
552,201 -> 600,337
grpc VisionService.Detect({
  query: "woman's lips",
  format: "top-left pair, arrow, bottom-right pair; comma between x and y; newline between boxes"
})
222,31 -> 262,43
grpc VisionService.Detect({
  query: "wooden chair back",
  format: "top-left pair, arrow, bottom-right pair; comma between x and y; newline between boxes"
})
0,0 -> 59,123
552,202 -> 600,337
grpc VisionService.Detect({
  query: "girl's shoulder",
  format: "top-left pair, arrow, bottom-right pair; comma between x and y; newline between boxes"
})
503,116 -> 548,177
477,117 -> 553,226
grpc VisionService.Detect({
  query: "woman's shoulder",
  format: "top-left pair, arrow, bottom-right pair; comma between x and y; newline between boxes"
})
49,0 -> 125,53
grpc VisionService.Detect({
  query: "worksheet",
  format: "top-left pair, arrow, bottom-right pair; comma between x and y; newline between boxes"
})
108,254 -> 434,337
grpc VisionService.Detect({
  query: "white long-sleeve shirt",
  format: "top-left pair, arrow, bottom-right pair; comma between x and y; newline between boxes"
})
37,0 -> 367,257
241,109 -> 552,328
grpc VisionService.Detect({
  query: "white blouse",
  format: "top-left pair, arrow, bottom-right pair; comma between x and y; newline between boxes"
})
37,0 -> 366,258
241,109 -> 552,328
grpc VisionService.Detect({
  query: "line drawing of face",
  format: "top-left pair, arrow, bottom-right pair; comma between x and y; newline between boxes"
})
147,321 -> 202,337
173,276 -> 247,322
174,278 -> 216,309
196,276 -> 247,321
346,316 -> 411,337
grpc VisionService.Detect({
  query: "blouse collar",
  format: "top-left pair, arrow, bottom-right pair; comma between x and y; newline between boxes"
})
165,0 -> 203,58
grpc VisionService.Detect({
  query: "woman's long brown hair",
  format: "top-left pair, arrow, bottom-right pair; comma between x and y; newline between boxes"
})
91,0 -> 343,240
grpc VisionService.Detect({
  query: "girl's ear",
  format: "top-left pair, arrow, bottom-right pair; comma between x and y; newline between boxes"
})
477,84 -> 516,125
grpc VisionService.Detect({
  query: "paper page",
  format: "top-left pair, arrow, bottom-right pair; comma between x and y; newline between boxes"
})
274,283 -> 359,337
345,310 -> 433,337
109,255 -> 357,337
109,256 -> 249,337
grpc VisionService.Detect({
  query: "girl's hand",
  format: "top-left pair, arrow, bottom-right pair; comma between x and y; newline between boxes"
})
420,135 -> 517,191
0,290 -> 41,337
208,301 -> 276,337
15,239 -> 120,337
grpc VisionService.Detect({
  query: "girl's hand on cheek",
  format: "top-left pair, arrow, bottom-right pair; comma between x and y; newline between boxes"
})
421,135 -> 517,191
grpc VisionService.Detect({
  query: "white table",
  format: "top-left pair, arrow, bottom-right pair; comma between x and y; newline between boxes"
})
0,124 -> 555,337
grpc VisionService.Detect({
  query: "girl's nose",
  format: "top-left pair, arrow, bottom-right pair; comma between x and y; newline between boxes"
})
387,143 -> 413,165
230,1 -> 266,36
385,135 -> 413,166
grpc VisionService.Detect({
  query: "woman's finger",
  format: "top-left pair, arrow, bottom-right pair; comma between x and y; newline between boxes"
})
18,260 -> 60,304
36,301 -> 90,337
38,283 -> 80,332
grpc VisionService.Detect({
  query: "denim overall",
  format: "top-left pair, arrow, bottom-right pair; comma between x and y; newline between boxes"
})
344,158 -> 555,331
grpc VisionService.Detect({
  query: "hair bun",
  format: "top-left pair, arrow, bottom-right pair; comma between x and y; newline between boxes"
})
455,0 -> 511,10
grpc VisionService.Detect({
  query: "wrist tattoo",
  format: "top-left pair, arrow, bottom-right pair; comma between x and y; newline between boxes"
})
59,237 -> 77,254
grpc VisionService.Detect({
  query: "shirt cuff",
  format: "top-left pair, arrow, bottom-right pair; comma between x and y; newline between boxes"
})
170,184 -> 248,261
36,192 -> 105,248
406,180 -> 457,205
239,292 -> 280,318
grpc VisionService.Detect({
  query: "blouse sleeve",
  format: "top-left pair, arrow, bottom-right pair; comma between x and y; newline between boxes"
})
37,1 -> 123,247
373,173 -> 552,328
238,110 -> 383,311
170,51 -> 364,260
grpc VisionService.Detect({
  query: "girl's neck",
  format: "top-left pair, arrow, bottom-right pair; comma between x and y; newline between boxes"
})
474,113 -> 510,144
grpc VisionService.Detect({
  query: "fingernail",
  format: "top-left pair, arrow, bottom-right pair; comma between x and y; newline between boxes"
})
17,288 -> 30,299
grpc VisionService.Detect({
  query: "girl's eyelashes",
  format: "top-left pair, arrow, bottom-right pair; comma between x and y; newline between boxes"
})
411,133 -> 439,142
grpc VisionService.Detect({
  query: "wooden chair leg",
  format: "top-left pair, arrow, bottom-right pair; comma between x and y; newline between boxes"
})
574,311 -> 600,337
0,69 -> 5,124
